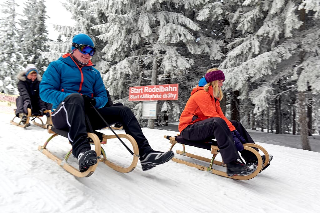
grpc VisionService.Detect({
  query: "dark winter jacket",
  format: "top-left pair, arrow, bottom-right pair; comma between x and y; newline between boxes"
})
16,70 -> 46,110
40,53 -> 108,109
178,86 -> 235,132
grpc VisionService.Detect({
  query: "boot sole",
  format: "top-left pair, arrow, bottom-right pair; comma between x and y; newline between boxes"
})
142,151 -> 174,171
227,171 -> 251,177
79,158 -> 97,172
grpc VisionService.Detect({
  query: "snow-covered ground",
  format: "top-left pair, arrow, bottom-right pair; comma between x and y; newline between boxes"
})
1,112 -> 320,213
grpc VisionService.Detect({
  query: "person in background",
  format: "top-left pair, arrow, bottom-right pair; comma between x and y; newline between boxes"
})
40,33 -> 174,173
163,111 -> 168,126
15,64 -> 51,124
179,68 -> 272,176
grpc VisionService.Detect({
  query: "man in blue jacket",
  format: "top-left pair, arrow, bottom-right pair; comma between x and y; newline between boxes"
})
40,33 -> 174,172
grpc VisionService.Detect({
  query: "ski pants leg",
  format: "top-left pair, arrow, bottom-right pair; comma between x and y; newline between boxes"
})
86,106 -> 153,156
181,117 -> 239,164
45,102 -> 53,117
15,96 -> 25,116
15,96 -> 32,116
230,120 -> 257,162
51,93 -> 90,158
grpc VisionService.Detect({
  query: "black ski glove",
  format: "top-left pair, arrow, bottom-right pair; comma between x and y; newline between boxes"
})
82,95 -> 96,108
39,108 -> 46,116
231,131 -> 244,151
233,130 -> 247,144
23,101 -> 31,113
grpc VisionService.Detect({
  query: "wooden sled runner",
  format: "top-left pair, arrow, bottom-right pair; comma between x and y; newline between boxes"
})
38,126 -> 139,177
165,135 -> 271,180
107,126 -> 124,130
11,108 -> 52,129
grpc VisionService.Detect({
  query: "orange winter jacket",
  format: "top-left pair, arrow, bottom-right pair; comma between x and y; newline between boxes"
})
178,86 -> 235,133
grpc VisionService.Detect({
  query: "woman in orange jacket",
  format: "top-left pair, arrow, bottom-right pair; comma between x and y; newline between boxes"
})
179,68 -> 265,176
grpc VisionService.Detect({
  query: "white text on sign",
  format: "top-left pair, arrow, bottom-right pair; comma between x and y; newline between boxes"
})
129,84 -> 178,101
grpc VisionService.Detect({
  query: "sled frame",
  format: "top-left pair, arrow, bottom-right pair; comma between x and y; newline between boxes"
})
38,126 -> 139,177
166,135 -> 270,180
11,108 -> 52,129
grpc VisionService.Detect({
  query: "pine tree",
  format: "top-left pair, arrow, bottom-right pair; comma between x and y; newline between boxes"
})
85,0 -> 204,122
217,0 -> 319,134
43,0 -> 104,68
0,0 -> 23,94
19,0 -> 49,74
39,0 -> 231,123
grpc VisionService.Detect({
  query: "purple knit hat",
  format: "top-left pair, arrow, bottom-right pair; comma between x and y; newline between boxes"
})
205,70 -> 225,82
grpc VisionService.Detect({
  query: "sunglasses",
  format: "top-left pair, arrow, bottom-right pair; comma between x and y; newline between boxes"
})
72,43 -> 96,56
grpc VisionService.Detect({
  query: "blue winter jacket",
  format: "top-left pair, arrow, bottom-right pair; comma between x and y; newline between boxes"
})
40,53 -> 108,110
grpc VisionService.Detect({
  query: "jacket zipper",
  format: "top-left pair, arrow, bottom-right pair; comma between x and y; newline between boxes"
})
69,56 -> 84,93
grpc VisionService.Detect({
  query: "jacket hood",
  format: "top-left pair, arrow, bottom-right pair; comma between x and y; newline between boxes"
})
17,70 -> 42,82
198,77 -> 207,87
191,86 -> 204,95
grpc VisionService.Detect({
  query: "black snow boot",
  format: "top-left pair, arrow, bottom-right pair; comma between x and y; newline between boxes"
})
226,159 -> 251,176
140,150 -> 174,171
78,150 -> 98,172
247,154 -> 273,171
260,155 -> 273,171
19,113 -> 27,124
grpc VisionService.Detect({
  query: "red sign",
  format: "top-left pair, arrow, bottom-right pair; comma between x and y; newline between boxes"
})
129,84 -> 178,101
0,93 -> 17,103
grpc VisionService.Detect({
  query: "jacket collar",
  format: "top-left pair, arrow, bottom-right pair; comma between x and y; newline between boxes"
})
60,53 -> 94,67
191,86 -> 217,100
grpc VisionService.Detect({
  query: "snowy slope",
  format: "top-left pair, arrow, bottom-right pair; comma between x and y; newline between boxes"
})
1,112 -> 320,213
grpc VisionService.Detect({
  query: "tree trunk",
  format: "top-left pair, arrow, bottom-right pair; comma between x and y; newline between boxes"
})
307,84 -> 312,136
137,57 -> 142,86
147,56 -> 158,129
247,111 -> 251,129
267,107 -> 270,133
251,109 -> 256,130
242,85 -> 251,128
230,90 -> 240,121
275,96 -> 281,134
292,104 -> 296,135
261,110 -> 264,132
298,92 -> 311,151
279,96 -> 282,134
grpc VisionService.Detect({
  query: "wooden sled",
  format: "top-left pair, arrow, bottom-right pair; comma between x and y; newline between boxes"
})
38,126 -> 139,177
165,135 -> 271,180
11,108 -> 52,129
107,125 -> 123,130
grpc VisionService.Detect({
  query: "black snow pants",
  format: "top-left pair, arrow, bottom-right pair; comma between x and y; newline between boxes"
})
181,117 -> 257,164
51,93 -> 152,158
16,96 -> 52,117
230,120 -> 257,162
181,117 -> 240,164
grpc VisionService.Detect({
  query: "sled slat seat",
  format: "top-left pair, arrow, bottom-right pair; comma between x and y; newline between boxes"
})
50,126 -> 69,138
174,135 -> 217,150
166,135 -> 217,150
